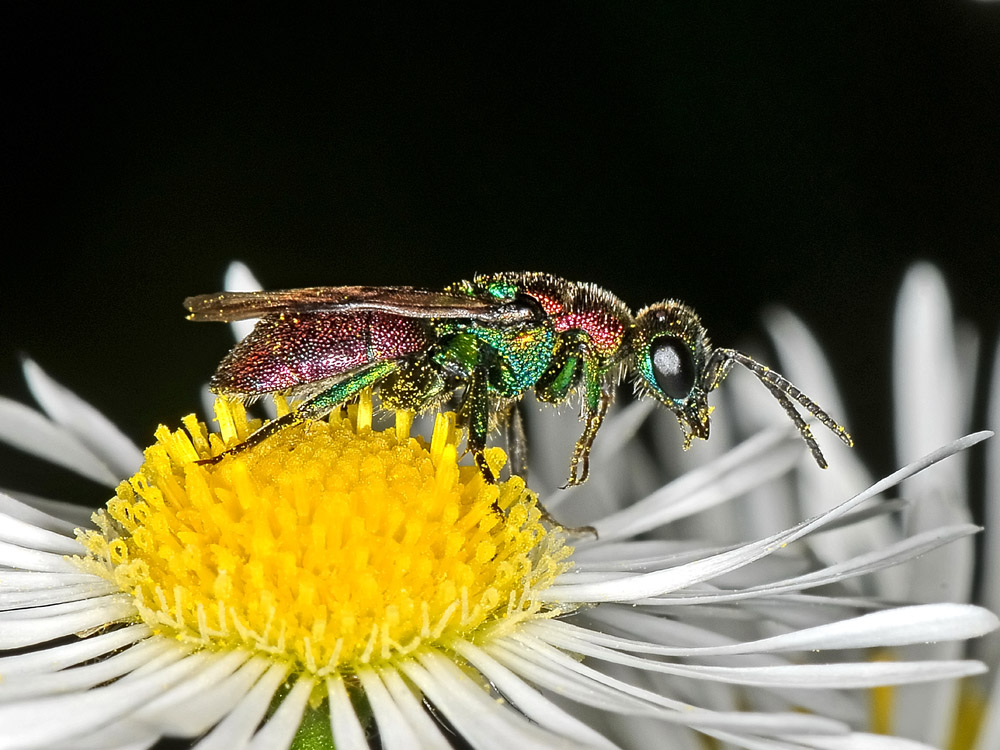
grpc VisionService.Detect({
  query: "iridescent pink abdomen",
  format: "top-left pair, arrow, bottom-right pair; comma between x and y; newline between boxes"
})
211,310 -> 432,396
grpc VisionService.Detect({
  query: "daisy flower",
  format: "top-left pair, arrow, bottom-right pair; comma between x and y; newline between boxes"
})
0,263 -> 995,750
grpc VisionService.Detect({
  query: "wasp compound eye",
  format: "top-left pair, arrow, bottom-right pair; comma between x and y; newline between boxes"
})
650,336 -> 695,401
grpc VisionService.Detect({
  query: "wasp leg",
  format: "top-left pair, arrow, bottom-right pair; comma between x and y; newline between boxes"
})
498,400 -> 530,479
198,361 -> 397,465
458,359 -> 496,485
564,388 -> 612,487
197,408 -> 302,465
533,496 -> 598,539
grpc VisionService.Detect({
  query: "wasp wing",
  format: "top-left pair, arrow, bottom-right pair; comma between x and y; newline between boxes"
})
185,285 -> 534,324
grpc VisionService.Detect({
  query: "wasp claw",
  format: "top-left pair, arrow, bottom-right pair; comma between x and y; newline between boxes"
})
564,524 -> 599,540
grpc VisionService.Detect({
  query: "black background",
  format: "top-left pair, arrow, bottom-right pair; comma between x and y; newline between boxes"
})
2,3 -> 999,506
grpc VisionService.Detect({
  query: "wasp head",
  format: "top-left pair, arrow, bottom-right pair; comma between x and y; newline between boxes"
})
631,300 -> 715,449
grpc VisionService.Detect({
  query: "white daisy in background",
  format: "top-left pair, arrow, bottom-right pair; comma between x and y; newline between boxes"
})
0,262 -> 995,750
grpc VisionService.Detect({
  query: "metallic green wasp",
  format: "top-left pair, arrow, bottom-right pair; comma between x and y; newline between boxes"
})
186,272 -> 852,485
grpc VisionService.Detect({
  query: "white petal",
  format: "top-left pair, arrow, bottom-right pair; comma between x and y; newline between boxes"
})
0,570 -> 102,590
47,721 -> 159,750
592,399 -> 655,457
402,649 -> 584,749
357,666 -> 436,750
526,394 -> 594,494
0,490 -> 96,528
591,428 -> 801,542
725,525 -> 980,598
450,637 -> 618,748
554,633 -> 984,688
571,609 -> 864,723
22,359 -> 143,477
893,264 -> 969,472
0,595 -> 110,619
571,523 -> 977,603
640,524 -> 981,606
489,637 -> 847,734
693,730 -> 808,750
608,713 -> 703,750
0,511 -> 84,554
0,596 -> 136,648
974,658 -> 1000,750
534,603 -> 998,657
225,260 -> 264,342
509,625 -> 987,688
571,539 -> 712,568
115,639 -> 198,684
136,654 -> 270,736
901,503 -> 975,607
246,675 -> 314,750
0,538 -> 83,574
0,637 -> 182,701
539,398 -> 656,521
782,732 -> 943,750
977,352 -> 1000,750
705,728 -> 942,750
0,580 -> 117,607
327,674 -> 369,750
763,309 -> 849,421
978,338 -> 1000,666
132,648 -> 251,721
0,649 -> 219,749
762,309 -> 909,594
0,623 -> 150,676
545,433 -> 989,602
225,261 -> 263,293
191,661 -> 289,750
378,666 -> 466,749
891,266 -> 979,748
0,491 -> 85,535
0,397 -> 118,486
486,639 -> 666,716
199,384 -> 219,426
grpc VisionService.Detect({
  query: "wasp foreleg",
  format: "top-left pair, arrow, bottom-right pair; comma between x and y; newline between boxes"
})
564,347 -> 614,488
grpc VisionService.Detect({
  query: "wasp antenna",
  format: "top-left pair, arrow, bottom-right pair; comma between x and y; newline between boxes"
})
707,347 -> 853,467
761,378 -> 829,468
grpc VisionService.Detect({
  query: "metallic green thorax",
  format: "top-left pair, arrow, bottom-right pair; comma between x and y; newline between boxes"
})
432,323 -> 557,397
431,273 -> 633,483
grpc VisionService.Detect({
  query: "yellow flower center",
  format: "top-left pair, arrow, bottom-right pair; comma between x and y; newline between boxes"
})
75,393 -> 573,675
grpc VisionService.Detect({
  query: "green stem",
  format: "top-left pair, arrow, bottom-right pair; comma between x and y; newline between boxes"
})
290,701 -> 335,750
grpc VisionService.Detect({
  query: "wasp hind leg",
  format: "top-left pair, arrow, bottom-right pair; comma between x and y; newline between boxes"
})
497,400 -> 529,480
532,496 -> 598,539
198,362 -> 397,465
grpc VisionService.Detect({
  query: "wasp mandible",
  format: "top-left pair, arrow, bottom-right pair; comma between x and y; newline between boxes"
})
186,272 -> 852,485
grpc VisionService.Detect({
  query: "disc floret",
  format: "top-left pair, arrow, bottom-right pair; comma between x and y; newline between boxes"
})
74,395 -> 573,676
